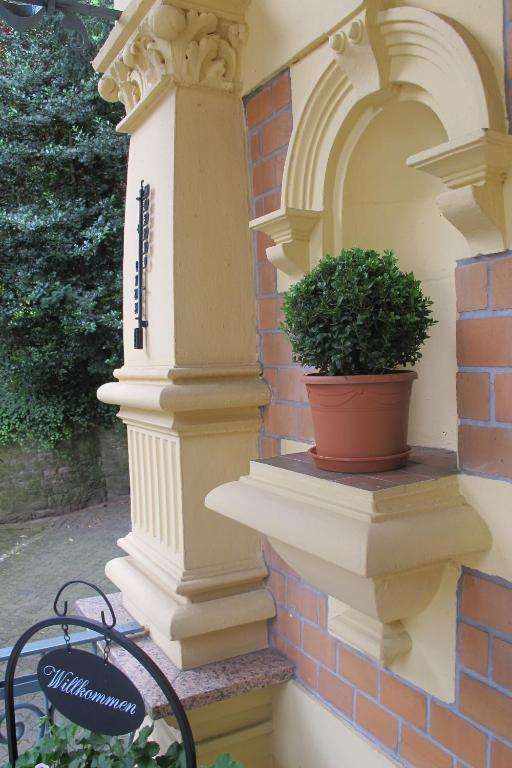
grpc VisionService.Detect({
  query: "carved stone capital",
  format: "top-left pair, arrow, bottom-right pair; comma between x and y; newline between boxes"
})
97,1 -> 248,128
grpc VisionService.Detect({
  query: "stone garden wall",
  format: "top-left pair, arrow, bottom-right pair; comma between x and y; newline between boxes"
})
0,425 -> 129,523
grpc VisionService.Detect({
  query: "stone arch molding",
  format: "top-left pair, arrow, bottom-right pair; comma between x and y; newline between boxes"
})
251,3 -> 512,281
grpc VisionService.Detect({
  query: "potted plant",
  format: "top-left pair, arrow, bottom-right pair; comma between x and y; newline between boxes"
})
7,720 -> 243,768
280,248 -> 435,472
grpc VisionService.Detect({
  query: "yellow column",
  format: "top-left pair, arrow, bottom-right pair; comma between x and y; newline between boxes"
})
94,0 -> 273,670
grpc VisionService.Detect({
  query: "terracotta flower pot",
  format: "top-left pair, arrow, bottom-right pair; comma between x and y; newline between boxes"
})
303,371 -> 418,473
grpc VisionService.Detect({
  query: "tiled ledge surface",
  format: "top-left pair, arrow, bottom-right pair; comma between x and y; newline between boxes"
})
258,446 -> 458,491
76,593 -> 293,719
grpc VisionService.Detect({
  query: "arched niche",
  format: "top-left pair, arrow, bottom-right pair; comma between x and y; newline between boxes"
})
337,99 -> 466,450
251,3 -> 512,451
251,3 -> 512,278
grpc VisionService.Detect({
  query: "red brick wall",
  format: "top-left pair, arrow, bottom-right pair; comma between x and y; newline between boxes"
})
265,539 -> 512,767
455,0 -> 512,480
245,71 -> 313,460
456,257 -> 512,479
244,65 -> 512,767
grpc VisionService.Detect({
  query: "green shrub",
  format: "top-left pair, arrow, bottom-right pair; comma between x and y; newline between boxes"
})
7,721 -> 243,768
280,248 -> 436,376
0,9 -> 127,447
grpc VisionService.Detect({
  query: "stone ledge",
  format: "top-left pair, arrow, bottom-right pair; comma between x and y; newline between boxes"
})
76,593 -> 293,719
258,446 -> 458,491
206,447 -> 491,676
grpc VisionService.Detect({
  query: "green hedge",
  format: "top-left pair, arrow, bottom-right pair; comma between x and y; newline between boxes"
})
0,8 -> 128,447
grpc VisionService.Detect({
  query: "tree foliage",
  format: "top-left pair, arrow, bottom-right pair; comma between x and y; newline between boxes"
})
281,248 -> 436,376
0,10 -> 127,447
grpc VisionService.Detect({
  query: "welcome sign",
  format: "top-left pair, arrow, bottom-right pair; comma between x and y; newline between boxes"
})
37,648 -> 145,736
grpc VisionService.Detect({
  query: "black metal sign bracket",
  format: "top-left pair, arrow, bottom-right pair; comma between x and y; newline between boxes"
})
3,581 -> 197,768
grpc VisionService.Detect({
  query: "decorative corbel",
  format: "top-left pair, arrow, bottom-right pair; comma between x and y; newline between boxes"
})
206,458 -> 491,671
408,130 -> 512,256
250,208 -> 321,282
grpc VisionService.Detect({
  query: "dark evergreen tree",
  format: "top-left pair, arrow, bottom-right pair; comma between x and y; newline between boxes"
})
0,11 -> 127,446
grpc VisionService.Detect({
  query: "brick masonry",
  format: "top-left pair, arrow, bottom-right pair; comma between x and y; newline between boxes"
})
244,34 -> 512,766
245,70 -> 314,459
266,540 -> 512,768
456,257 -> 512,479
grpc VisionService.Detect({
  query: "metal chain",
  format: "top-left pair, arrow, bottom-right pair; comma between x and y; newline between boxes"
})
62,623 -> 71,653
103,637 -> 112,666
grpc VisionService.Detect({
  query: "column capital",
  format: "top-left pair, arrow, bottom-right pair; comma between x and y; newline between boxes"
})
95,0 -> 249,129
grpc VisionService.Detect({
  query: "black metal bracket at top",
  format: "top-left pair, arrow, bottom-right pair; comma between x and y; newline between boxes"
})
53,580 -> 117,629
134,180 -> 150,350
0,0 -> 121,48
3,581 -> 197,768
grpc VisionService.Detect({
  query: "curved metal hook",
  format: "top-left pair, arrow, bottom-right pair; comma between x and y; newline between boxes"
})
53,580 -> 117,629
0,0 -> 120,47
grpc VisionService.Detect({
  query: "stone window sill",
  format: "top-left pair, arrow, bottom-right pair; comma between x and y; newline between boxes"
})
206,448 -> 491,698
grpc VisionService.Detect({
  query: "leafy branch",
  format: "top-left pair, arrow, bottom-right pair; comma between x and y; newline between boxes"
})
6,721 -> 243,768
0,10 -> 128,447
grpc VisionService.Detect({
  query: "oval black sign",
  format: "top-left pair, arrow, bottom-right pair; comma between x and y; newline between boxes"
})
37,648 -> 145,736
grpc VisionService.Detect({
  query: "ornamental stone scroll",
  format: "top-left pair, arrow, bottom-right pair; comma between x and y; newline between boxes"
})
97,1 -> 248,131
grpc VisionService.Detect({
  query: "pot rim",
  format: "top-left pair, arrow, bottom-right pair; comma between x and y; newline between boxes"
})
303,371 -> 418,385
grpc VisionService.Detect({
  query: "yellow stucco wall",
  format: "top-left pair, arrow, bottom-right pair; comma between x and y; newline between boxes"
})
242,0 -> 504,103
94,0 -> 512,760
272,682 -> 400,768
246,0 -> 508,452
112,1 -> 505,103
342,100 -> 465,450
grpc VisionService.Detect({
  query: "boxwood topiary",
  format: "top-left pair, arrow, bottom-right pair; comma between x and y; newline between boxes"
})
280,248 -> 436,376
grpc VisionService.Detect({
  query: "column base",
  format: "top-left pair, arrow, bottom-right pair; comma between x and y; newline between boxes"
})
106,555 -> 275,670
